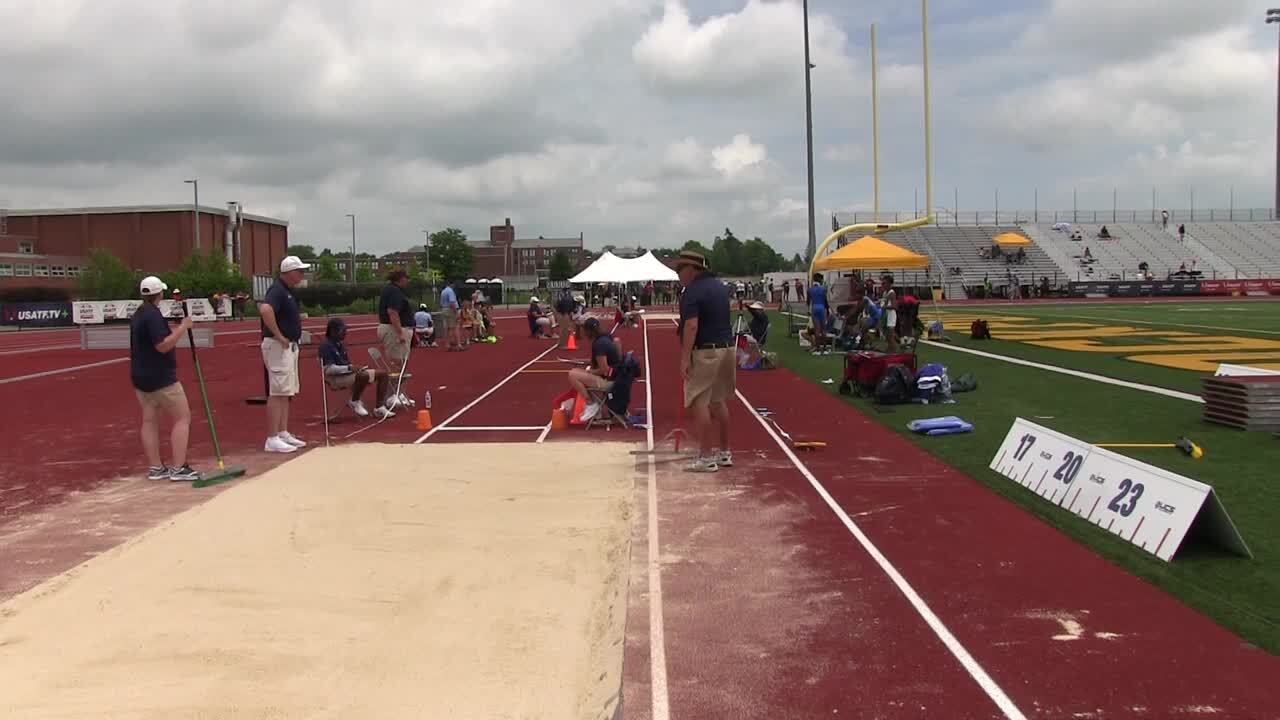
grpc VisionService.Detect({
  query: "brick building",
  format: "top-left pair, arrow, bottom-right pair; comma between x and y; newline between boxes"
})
0,205 -> 288,291
471,218 -> 587,281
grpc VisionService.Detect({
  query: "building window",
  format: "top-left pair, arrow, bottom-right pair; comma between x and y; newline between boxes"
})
67,266 -> 80,277
0,264 -> 11,277
15,264 -> 32,277
17,241 -> 33,254
51,265 -> 65,277
34,265 -> 49,277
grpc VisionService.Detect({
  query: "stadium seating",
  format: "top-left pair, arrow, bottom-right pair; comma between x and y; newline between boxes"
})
1027,223 -> 1216,281
1184,224 -> 1280,278
896,226 -> 1063,297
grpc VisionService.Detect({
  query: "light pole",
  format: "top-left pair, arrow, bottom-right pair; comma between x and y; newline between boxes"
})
422,229 -> 432,286
345,213 -> 357,283
802,0 -> 817,263
183,179 -> 199,250
1268,9 -> 1280,216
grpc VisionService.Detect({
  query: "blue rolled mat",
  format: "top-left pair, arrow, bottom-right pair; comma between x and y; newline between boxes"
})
907,416 -> 968,433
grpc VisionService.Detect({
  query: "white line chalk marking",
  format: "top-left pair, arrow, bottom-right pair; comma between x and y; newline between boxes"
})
413,345 -> 557,443
642,317 -> 671,720
735,388 -> 1028,720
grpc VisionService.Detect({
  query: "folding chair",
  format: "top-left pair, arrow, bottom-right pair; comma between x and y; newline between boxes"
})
585,383 -> 631,430
584,352 -> 640,430
319,355 -> 353,424
368,347 -> 412,382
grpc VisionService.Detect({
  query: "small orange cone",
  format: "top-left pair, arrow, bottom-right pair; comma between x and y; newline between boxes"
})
416,409 -> 432,431
566,332 -> 577,351
550,408 -> 569,430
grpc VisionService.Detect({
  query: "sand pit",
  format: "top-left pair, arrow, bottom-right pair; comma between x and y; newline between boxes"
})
0,442 -> 636,719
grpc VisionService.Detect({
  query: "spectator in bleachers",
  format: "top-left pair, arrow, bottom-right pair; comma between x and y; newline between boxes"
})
1162,210 -> 1170,230
1070,229 -> 1083,241
1097,226 -> 1112,239
1178,224 -> 1186,242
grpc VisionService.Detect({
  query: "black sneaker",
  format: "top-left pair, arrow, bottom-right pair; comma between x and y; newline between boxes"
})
168,464 -> 201,482
147,465 -> 171,481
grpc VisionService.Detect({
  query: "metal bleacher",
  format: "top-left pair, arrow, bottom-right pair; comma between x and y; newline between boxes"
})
899,225 -> 1064,295
1027,223 -> 1221,281
1184,223 -> 1280,278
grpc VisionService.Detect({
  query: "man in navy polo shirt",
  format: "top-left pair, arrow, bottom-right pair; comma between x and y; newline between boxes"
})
259,255 -> 309,453
130,275 -> 200,481
676,251 -> 735,473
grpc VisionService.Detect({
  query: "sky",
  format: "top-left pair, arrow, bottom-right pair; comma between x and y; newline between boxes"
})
0,0 -> 1275,259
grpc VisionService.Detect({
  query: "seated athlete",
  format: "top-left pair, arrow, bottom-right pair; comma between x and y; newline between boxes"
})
567,317 -> 620,422
528,295 -> 553,338
413,304 -> 436,347
319,317 -> 395,419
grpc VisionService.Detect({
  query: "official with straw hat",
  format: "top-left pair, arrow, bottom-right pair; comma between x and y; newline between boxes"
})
674,250 -> 735,473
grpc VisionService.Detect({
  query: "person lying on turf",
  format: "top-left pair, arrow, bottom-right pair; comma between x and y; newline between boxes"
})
568,317 -> 620,422
319,317 -> 395,419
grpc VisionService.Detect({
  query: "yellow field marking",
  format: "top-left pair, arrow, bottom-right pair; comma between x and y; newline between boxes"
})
998,328 -> 1198,341
1128,352 -> 1280,373
980,308 -> 1280,337
1028,336 -> 1280,354
931,308 -> 1280,373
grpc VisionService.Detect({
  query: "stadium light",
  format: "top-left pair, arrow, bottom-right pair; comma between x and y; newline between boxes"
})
1269,10 -> 1280,216
802,0 -> 817,263
183,179 -> 199,250
345,213 -> 357,284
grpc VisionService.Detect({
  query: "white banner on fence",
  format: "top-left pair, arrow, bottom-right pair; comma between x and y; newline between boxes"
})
72,298 -> 230,324
989,418 -> 1250,562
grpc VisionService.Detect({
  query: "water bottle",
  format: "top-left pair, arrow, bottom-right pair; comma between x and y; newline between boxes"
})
424,391 -> 432,409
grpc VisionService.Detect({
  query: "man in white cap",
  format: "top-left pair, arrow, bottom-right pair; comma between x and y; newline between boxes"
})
130,276 -> 200,481
258,255 -> 309,453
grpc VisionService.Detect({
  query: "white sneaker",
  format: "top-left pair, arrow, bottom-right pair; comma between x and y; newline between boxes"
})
686,455 -> 719,473
374,406 -> 395,419
397,393 -> 415,407
580,401 -> 601,422
265,436 -> 298,453
385,396 -> 401,410
716,450 -> 733,467
348,400 -> 370,417
278,431 -> 306,448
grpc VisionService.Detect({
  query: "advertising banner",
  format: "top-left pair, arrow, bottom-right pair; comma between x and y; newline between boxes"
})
0,302 -> 74,327
71,298 -> 229,324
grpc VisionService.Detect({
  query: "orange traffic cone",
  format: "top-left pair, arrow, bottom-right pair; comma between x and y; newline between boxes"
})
566,332 -> 577,351
416,409 -> 432,431
550,408 -> 569,430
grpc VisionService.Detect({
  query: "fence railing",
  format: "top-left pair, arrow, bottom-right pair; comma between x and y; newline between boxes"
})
834,208 -> 1277,227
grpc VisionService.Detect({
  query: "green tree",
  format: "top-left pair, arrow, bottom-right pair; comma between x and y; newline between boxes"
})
681,240 -> 712,258
548,251 -> 574,281
429,228 -> 473,282
741,237 -> 786,274
601,244 -> 617,254
710,227 -> 744,275
316,254 -> 343,282
355,265 -> 377,283
162,248 -> 249,298
77,249 -> 138,300
791,253 -> 805,271
287,244 -> 316,258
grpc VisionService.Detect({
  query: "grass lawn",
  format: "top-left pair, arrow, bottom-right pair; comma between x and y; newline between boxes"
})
768,303 -> 1280,654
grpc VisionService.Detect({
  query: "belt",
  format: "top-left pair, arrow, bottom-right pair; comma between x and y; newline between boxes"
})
694,342 -> 731,350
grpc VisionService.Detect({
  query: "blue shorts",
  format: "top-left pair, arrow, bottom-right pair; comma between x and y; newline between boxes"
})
811,306 -> 827,328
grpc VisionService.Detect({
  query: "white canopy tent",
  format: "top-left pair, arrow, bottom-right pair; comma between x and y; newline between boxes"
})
569,250 -> 678,284
568,251 -> 627,284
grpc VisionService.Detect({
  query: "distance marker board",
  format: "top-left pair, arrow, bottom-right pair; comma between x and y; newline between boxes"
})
990,418 -> 1251,562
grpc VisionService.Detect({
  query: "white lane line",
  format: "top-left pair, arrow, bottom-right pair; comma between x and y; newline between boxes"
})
435,425 -> 547,432
0,357 -> 129,385
413,345 -> 557,443
734,389 -> 1028,720
0,343 -> 81,356
642,317 -> 671,720
919,341 -> 1203,403
535,423 -> 553,443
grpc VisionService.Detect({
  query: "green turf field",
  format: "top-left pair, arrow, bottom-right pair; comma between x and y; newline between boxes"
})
770,300 -> 1280,655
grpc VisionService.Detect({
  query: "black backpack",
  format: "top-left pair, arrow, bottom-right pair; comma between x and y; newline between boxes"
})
970,319 -> 991,340
874,364 -> 915,405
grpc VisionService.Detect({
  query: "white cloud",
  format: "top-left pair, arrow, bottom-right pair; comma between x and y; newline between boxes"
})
823,143 -> 865,165
632,0 -> 856,97
711,134 -> 767,178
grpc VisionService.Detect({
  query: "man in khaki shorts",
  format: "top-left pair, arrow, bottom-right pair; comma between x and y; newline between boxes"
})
675,251 -> 735,473
130,275 -> 200,482
258,256 -> 309,453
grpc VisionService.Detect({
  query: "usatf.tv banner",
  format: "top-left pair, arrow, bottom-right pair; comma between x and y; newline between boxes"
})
0,302 -> 75,328
1068,281 -> 1205,298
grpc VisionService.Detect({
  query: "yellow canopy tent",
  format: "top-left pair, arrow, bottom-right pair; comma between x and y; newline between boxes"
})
812,235 -> 929,272
992,232 -> 1030,246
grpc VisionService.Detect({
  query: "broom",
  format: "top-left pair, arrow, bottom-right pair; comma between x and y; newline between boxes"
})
179,298 -> 246,488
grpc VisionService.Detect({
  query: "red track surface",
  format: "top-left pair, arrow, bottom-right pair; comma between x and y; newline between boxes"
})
2,305 -> 1279,718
